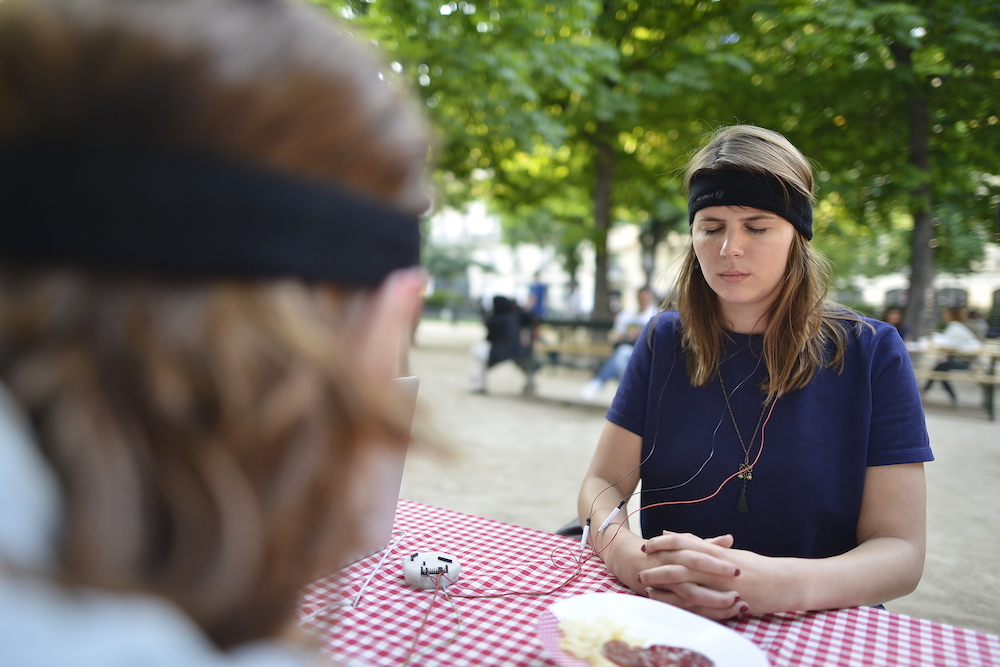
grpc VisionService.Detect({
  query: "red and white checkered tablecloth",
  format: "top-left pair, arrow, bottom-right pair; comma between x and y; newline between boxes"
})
727,607 -> 1000,667
299,500 -> 1000,667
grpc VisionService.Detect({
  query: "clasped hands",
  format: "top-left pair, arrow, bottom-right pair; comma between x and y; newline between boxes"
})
628,531 -> 753,620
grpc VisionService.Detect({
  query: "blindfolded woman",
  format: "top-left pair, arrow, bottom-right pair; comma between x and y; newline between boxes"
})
579,125 -> 932,620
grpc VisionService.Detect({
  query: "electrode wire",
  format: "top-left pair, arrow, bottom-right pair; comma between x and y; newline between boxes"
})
636,350 -> 763,500
448,544 -> 586,600
584,336 -> 680,531
401,573 -> 462,666
585,344 -> 766,551
350,529 -> 408,608
297,529 -> 408,625
400,542 -> 592,664
595,393 -> 778,558
402,541 -> 595,663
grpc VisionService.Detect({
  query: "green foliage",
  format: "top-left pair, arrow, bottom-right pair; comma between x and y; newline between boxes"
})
315,0 -> 1000,310
726,0 -> 1000,253
423,287 -> 465,308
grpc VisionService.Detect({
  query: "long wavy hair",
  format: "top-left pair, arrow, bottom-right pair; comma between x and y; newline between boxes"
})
0,0 -> 428,650
675,125 -> 865,398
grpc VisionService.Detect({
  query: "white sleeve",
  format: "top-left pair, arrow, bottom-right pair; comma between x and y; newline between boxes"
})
611,310 -> 632,336
939,322 -> 982,352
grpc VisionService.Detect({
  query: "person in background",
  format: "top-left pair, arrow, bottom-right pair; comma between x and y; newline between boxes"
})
923,306 -> 983,408
470,296 -> 531,393
881,306 -> 910,342
0,0 -> 429,664
527,271 -> 549,321
965,310 -> 988,342
525,270 -> 548,347
580,287 -> 660,400
578,125 -> 931,620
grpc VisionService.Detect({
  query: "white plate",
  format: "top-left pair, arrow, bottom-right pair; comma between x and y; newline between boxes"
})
540,592 -> 769,667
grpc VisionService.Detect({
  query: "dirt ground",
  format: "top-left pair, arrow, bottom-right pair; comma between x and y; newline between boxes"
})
399,319 -> 1000,637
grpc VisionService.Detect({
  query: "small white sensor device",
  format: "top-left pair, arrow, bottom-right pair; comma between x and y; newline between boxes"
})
402,551 -> 461,589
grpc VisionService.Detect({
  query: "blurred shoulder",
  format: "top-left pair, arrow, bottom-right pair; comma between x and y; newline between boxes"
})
648,309 -> 681,339
651,309 -> 680,330
823,306 -> 906,353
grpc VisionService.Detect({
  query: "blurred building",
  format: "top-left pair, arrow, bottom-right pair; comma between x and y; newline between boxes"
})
855,244 -> 1000,326
426,203 -> 686,318
428,203 -> 1000,326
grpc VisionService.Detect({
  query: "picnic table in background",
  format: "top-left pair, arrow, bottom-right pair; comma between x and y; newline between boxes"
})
908,340 -> 1000,420
522,319 -> 615,393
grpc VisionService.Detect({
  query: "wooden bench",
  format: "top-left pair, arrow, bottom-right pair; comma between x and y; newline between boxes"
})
912,369 -> 1000,385
533,339 -> 614,364
910,344 -> 1000,420
518,319 -> 616,395
532,319 -> 615,372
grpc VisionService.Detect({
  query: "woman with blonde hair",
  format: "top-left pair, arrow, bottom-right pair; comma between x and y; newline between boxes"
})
0,0 -> 428,663
578,125 -> 932,619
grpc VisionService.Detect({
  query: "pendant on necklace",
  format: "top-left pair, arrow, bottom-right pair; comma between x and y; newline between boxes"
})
737,483 -> 749,513
737,468 -> 752,481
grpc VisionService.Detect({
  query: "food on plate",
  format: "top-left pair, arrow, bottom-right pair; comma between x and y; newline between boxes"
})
558,617 -> 642,667
558,618 -> 715,667
602,639 -> 714,667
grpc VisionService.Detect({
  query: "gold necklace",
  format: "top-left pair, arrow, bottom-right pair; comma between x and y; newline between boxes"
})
718,369 -> 773,513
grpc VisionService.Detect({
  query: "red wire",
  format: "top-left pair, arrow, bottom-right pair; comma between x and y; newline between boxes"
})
595,394 -> 779,557
449,543 -> 586,599
402,395 -> 780,661
402,548 -> 588,663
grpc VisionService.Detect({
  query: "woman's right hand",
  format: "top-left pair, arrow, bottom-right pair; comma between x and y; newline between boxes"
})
639,531 -> 749,619
579,422 -> 744,619
602,528 -> 746,620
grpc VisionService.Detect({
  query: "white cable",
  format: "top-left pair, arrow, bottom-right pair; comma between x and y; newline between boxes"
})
597,504 -> 622,533
298,529 -> 407,625
351,529 -> 407,607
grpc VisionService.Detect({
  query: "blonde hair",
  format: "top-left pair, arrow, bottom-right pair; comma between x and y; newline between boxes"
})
0,0 -> 428,649
677,125 -> 865,398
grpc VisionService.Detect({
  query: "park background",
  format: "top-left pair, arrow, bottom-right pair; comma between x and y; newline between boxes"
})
316,0 -> 1000,337
315,0 -> 1000,635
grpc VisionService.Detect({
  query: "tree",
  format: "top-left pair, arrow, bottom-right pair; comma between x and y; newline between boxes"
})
323,0 -> 612,312
322,0 -> 1000,334
708,0 -> 1000,337
323,0 -> 747,319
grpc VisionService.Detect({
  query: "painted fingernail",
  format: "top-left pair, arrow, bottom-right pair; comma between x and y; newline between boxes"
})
640,544 -> 647,553
739,603 -> 750,615
734,595 -> 741,603
636,574 -> 643,584
734,568 -> 741,577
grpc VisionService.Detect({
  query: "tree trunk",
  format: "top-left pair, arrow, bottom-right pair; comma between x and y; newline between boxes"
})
641,216 -> 671,289
592,128 -> 615,321
894,45 -> 934,341
908,201 -> 935,340
561,241 -> 582,317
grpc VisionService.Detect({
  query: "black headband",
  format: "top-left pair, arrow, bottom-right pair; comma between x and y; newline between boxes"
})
0,145 -> 421,286
688,169 -> 813,240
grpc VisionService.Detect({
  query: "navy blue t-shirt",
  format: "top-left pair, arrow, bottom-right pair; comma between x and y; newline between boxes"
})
607,311 -> 933,560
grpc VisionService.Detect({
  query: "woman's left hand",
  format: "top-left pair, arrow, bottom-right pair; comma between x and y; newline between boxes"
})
637,531 -> 751,620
